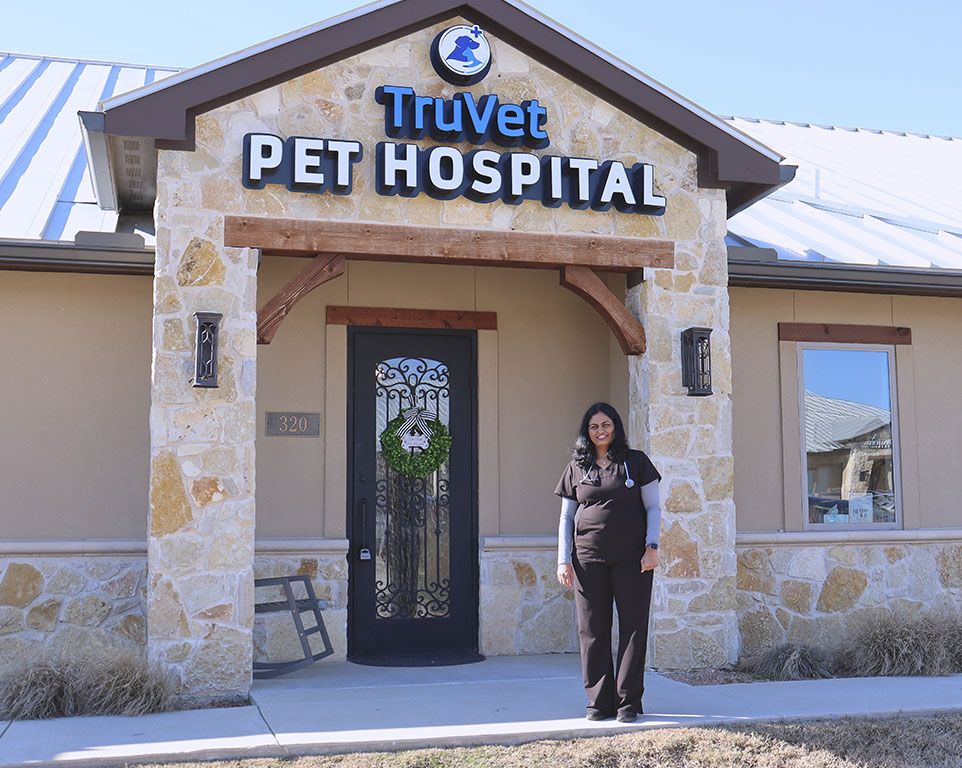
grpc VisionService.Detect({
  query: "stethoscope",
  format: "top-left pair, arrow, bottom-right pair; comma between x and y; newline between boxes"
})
580,461 -> 635,488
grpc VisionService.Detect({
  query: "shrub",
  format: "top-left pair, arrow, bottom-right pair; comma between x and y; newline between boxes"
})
846,613 -> 959,678
0,654 -> 176,720
738,642 -> 836,681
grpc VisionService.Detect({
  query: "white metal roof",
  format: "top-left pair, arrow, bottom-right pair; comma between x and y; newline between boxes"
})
726,117 -> 962,270
1,49 -> 960,274
0,53 -> 177,243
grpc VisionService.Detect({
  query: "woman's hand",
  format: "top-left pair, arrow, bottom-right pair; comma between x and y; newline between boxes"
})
640,547 -> 658,573
557,563 -> 574,589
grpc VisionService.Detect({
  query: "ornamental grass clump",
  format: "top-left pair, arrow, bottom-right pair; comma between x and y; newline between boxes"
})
738,642 -> 836,681
846,613 -> 962,678
0,654 -> 176,720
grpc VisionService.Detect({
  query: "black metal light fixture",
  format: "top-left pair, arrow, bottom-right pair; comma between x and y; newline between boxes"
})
681,327 -> 712,396
192,312 -> 222,388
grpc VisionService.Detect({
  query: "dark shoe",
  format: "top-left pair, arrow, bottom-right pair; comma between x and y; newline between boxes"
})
586,708 -> 612,721
616,709 -> 637,723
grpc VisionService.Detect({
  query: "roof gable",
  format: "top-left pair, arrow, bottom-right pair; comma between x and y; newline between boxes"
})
85,0 -> 791,214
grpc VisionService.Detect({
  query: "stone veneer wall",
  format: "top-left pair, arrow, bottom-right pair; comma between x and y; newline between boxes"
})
479,541 -> 577,656
736,541 -> 962,655
252,551 -> 349,663
626,197 -> 736,669
0,557 -> 147,679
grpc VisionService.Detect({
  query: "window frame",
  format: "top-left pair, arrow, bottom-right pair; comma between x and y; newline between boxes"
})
795,341 -> 903,532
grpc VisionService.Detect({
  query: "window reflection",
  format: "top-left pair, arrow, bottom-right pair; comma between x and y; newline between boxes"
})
801,348 -> 896,525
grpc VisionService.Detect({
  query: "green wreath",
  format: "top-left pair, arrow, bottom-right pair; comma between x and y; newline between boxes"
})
380,415 -> 452,477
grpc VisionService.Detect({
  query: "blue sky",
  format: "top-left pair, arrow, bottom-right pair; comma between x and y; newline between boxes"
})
2,1 -> 960,136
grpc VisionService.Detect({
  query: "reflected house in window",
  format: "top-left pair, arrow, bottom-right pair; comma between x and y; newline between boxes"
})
803,390 -> 895,525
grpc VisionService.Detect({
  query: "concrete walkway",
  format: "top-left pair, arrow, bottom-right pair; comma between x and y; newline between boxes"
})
2,654 -> 962,767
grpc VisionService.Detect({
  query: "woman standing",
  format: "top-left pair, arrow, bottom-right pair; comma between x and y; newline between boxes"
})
555,402 -> 662,722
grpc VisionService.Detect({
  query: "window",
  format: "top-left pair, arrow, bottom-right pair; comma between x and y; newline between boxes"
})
798,344 -> 900,530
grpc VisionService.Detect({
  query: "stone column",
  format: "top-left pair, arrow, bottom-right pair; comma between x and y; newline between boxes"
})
627,192 -> 738,669
147,156 -> 258,702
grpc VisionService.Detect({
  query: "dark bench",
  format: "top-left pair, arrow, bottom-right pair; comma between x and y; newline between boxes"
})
253,575 -> 334,678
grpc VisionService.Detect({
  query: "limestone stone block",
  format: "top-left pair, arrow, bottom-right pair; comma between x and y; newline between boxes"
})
46,568 -> 86,596
738,608 -> 784,654
885,546 -> 906,563
0,563 -> 43,607
150,452 -> 194,537
653,628 -> 693,669
661,522 -> 701,578
480,584 -> 521,656
699,456 -> 734,502
0,606 -> 23,634
190,477 -> 229,507
518,598 -> 576,654
27,599 -> 62,631
512,561 -> 537,587
104,569 -> 141,599
651,429 -> 692,459
780,580 -> 813,614
183,624 -> 251,700
110,614 -> 147,645
816,567 -> 868,613
736,549 -> 775,595
691,630 -> 729,667
688,575 -> 736,613
788,613 -> 847,651
828,546 -> 858,566
786,548 -> 826,581
63,595 -> 111,627
936,545 -> 962,588
149,577 -> 190,638
177,238 -> 227,287
159,534 -> 206,571
664,481 -> 701,514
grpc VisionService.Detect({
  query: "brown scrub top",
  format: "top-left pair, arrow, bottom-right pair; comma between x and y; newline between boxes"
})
555,449 -> 661,564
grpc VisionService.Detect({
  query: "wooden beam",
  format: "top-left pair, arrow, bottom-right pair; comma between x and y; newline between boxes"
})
257,253 -> 345,344
560,266 -> 646,355
326,306 -> 497,331
225,216 -> 674,272
778,323 -> 912,345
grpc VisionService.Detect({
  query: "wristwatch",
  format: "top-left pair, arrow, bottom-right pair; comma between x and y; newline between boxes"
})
646,543 -> 658,550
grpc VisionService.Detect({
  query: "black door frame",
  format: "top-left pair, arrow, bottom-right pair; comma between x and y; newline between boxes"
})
345,325 -> 480,662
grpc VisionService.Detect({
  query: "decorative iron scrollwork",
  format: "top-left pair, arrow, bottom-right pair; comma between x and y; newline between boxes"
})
374,357 -> 452,619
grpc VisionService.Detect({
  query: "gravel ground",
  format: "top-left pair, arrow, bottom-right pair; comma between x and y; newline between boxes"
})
146,711 -> 962,768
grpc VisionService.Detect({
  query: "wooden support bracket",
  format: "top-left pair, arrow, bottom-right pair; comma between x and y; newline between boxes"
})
561,265 -> 647,355
257,253 -> 345,344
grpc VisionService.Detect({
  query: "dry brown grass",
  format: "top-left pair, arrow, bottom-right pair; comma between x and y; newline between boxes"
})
140,712 -> 962,768
847,614 -> 962,678
738,642 -> 836,681
0,654 -> 176,720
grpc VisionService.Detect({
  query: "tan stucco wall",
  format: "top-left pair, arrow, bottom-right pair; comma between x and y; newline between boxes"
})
731,287 -> 962,532
255,256 -> 627,540
0,271 -> 150,540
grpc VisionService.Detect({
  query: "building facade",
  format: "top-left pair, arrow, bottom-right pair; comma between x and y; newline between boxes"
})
1,0 -> 960,703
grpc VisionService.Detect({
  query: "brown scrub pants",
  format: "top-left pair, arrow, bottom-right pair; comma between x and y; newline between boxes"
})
572,553 -> 654,715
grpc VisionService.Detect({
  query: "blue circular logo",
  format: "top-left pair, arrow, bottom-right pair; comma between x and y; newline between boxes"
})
431,24 -> 492,85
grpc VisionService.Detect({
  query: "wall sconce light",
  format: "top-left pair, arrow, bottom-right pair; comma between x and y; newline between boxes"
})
681,327 -> 712,396
192,312 -> 222,388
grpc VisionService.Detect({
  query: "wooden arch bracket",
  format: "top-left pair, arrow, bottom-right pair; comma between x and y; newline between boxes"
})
257,253 -> 345,344
561,266 -> 647,355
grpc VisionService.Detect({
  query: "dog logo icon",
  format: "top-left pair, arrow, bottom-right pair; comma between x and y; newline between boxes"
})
431,24 -> 492,85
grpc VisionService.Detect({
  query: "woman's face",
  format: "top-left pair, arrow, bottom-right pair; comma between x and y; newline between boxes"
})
587,412 -> 615,454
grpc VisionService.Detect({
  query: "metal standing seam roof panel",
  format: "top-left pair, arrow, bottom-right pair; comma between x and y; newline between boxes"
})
0,50 -> 960,275
726,117 -> 962,270
0,53 -> 178,244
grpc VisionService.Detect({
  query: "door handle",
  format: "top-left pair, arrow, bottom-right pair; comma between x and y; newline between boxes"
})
358,498 -> 371,561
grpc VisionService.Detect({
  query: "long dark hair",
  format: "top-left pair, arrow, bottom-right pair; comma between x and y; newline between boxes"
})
573,402 -> 629,470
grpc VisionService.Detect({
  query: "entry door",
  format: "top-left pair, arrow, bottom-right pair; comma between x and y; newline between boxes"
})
348,327 -> 479,664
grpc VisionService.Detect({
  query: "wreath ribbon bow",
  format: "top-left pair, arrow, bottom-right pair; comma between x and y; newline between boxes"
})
395,407 -> 433,439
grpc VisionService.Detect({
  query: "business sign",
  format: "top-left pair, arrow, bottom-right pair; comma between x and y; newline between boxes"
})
241,26 -> 666,216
